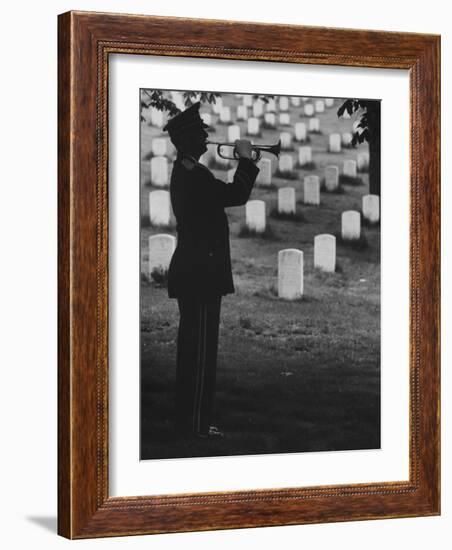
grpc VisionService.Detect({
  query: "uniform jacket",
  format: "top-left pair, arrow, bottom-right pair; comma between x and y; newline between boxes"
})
168,154 -> 260,298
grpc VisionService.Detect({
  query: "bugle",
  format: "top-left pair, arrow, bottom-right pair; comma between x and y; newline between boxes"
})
206,139 -> 281,162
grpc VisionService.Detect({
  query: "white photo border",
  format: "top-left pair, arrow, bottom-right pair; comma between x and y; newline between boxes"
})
109,54 -> 410,497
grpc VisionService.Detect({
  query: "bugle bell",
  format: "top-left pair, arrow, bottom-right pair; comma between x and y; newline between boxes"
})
206,139 -> 281,162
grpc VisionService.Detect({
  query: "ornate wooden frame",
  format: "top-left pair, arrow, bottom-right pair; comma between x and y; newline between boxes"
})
58,10 -> 440,539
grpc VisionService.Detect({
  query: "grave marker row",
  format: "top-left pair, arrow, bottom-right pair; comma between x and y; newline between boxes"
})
278,234 -> 337,299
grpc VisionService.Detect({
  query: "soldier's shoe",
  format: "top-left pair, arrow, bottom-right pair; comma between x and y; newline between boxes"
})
195,426 -> 224,439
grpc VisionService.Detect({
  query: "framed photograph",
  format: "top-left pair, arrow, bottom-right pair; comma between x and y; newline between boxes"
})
58,11 -> 440,539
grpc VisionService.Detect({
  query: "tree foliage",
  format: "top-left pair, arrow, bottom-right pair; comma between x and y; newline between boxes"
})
337,99 -> 380,147
338,99 -> 381,196
140,90 -> 274,121
141,90 -> 222,120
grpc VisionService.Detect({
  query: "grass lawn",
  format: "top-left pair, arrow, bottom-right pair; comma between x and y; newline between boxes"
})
140,94 -> 380,459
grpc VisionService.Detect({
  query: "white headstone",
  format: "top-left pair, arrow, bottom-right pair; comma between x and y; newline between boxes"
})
343,159 -> 357,178
309,118 -> 320,132
291,96 -> 301,107
243,95 -> 253,107
201,112 -> 212,126
212,97 -> 223,114
264,113 -> 276,128
357,152 -> 370,171
151,138 -> 167,157
247,117 -> 260,136
314,234 -> 336,272
304,104 -> 314,117
315,99 -> 325,113
253,101 -> 264,118
150,108 -> 164,128
279,154 -> 293,173
342,132 -> 353,147
219,106 -> 231,123
278,249 -> 304,300
150,156 -> 169,187
237,105 -> 248,121
341,211 -> 361,240
278,187 -> 296,214
279,113 -> 290,126
279,96 -> 289,111
149,190 -> 171,226
148,234 -> 176,275
362,194 -> 380,223
298,146 -> 312,166
266,98 -> 276,112
325,98 -> 335,108
280,132 -> 292,150
329,133 -> 341,153
303,175 -> 320,205
227,124 -> 241,142
295,122 -> 307,141
256,158 -> 272,187
324,165 -> 339,191
246,200 -> 266,233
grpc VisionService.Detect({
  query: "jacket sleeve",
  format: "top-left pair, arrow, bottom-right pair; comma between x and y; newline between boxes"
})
215,158 -> 260,207
183,158 -> 259,213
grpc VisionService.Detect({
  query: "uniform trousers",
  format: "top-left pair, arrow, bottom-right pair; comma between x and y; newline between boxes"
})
175,295 -> 222,436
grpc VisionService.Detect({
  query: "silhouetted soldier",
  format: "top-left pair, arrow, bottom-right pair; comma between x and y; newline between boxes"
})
163,101 -> 259,438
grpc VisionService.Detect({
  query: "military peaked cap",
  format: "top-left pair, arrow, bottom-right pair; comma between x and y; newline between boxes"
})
163,101 -> 209,139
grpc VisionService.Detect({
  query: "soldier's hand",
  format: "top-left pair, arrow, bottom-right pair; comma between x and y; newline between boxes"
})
234,139 -> 253,160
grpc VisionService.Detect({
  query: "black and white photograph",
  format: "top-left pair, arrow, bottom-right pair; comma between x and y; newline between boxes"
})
139,89 -> 381,460
1,0 -> 446,546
